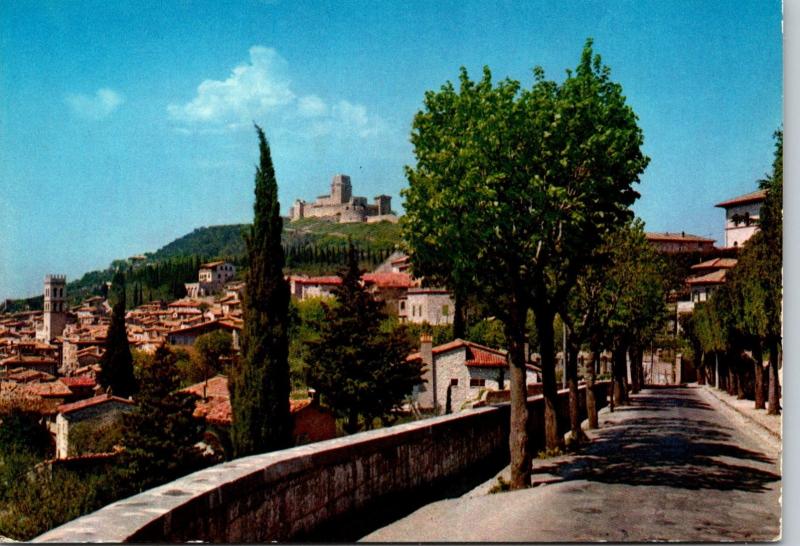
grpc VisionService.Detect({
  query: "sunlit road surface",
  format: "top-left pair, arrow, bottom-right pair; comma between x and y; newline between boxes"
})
361,386 -> 781,542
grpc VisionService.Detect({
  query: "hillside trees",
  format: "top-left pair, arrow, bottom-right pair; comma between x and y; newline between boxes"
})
305,244 -> 421,433
403,40 -> 648,488
98,271 -> 137,398
229,125 -> 293,457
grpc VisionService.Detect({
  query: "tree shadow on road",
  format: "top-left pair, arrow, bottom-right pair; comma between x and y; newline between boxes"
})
535,389 -> 780,493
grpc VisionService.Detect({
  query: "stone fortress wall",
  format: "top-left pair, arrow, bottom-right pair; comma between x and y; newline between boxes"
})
289,175 -> 396,223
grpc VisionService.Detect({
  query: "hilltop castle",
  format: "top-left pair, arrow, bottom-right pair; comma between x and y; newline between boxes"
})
289,174 -> 396,223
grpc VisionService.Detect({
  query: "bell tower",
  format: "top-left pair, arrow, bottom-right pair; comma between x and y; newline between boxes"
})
42,274 -> 67,340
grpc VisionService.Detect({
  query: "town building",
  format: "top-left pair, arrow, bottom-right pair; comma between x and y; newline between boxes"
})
715,189 -> 766,249
185,261 -> 236,298
400,288 -> 454,325
289,174 -> 396,223
645,232 -> 716,254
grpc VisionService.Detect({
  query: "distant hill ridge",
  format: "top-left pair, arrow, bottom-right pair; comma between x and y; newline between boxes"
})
4,218 -> 402,311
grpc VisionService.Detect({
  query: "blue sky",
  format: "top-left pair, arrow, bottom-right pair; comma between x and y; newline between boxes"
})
0,0 -> 783,300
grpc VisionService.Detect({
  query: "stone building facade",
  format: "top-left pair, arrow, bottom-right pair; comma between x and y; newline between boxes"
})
400,289 -> 454,325
55,394 -> 134,459
289,174 -> 395,223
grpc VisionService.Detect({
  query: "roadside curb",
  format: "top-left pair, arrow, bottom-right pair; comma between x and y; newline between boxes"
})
698,384 -> 782,449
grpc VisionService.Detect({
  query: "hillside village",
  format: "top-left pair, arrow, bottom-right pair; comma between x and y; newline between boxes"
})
0,185 -> 766,468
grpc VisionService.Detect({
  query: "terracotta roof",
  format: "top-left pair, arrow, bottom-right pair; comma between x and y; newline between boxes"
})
181,376 -> 314,426
60,376 -> 97,388
361,272 -> 416,288
1,355 -> 57,366
58,393 -> 133,415
200,260 -> 229,269
646,232 -> 715,243
167,320 -> 239,337
293,276 -> 343,286
168,299 -> 204,308
408,339 -> 508,368
715,189 -> 767,208
28,380 -> 73,398
181,375 -> 230,399
690,258 -> 738,271
407,288 -> 451,296
687,269 -> 728,286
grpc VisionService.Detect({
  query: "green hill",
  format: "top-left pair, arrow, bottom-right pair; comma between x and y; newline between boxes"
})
4,219 -> 403,311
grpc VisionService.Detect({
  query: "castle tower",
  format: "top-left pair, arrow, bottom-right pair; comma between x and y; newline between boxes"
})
330,174 -> 352,204
42,274 -> 67,340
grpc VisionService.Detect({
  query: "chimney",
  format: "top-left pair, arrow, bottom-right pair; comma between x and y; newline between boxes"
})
308,388 -> 319,407
420,333 -> 437,410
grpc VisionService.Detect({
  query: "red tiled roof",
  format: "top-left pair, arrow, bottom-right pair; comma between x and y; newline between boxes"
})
408,338 -> 508,368
167,320 -> 239,337
28,380 -> 73,398
180,376 -> 313,426
646,232 -> 715,243
61,376 -> 97,388
200,260 -> 229,269
361,272 -> 416,288
690,258 -> 738,271
293,276 -> 343,286
687,269 -> 728,286
168,299 -> 204,308
715,189 -> 767,208
57,393 -> 133,415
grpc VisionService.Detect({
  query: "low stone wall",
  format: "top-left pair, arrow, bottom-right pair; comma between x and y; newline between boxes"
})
35,383 -> 609,543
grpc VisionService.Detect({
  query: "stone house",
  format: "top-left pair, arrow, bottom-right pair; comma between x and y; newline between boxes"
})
54,394 -> 134,459
715,189 -> 766,249
180,376 -> 336,446
408,336 -> 537,415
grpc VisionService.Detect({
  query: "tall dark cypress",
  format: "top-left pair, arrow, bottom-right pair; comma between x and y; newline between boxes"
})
230,125 -> 292,457
98,271 -> 137,398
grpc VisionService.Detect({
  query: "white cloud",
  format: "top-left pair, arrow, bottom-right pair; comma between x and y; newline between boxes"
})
297,95 -> 328,118
169,46 -> 384,139
167,46 -> 294,124
66,88 -> 124,120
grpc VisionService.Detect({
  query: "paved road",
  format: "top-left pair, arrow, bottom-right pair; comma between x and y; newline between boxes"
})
361,386 -> 781,542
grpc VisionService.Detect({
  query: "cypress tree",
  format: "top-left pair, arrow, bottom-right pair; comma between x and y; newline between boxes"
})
98,271 -> 137,398
230,125 -> 292,457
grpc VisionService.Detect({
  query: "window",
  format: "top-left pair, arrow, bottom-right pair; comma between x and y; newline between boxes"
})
442,305 -> 449,316
450,378 -> 459,387
470,378 -> 486,387
400,301 -> 406,311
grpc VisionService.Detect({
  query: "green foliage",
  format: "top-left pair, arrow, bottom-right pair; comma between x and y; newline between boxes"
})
466,317 -> 507,349
403,40 -> 648,468
98,271 -> 137,398
0,463 -> 121,541
287,297 -> 331,390
230,126 -> 293,457
194,330 -> 234,380
67,416 -> 124,457
120,346 -> 213,493
0,409 -> 52,458
488,475 -> 511,494
305,244 -> 422,433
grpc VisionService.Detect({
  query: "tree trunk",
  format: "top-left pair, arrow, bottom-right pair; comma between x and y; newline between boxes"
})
612,344 -> 628,406
536,307 -> 560,451
507,301 -> 531,489
767,337 -> 781,415
714,352 -> 719,389
629,345 -> 642,394
697,351 -> 706,385
735,355 -> 746,400
586,349 -> 599,429
753,340 -> 765,410
566,336 -> 585,443
453,291 -> 466,339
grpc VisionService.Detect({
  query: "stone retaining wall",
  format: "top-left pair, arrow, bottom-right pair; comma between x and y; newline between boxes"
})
35,382 -> 609,543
